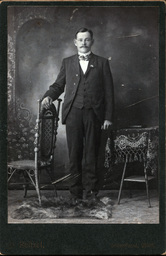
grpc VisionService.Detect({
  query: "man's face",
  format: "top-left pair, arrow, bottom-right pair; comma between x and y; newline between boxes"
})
74,31 -> 94,54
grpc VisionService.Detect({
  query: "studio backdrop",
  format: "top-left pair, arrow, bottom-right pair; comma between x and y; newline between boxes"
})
7,6 -> 159,187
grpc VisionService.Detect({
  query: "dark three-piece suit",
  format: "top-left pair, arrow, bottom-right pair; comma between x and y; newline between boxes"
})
44,53 -> 114,199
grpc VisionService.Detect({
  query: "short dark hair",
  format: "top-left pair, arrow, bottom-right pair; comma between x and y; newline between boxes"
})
75,28 -> 93,39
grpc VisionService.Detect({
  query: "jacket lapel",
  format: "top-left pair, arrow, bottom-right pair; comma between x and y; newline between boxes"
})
72,54 -> 81,75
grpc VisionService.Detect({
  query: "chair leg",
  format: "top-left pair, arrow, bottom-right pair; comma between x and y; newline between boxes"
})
144,163 -> 151,208
34,169 -> 41,206
8,167 -> 17,183
23,184 -> 28,198
22,171 -> 29,198
117,160 -> 127,204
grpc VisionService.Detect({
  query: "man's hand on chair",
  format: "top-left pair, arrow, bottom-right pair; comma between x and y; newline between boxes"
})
102,120 -> 113,130
41,96 -> 53,109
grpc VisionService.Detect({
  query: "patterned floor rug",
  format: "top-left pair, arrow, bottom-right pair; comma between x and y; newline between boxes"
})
11,194 -> 113,220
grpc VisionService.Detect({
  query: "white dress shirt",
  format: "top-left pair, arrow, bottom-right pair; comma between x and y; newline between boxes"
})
78,51 -> 91,74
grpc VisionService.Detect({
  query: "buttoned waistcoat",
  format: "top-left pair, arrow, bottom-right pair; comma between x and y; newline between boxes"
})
44,53 -> 114,124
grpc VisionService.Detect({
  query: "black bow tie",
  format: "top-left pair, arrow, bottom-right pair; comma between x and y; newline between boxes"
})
78,54 -> 91,61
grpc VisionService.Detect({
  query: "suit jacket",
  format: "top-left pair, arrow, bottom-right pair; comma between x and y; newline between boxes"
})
44,53 -> 114,124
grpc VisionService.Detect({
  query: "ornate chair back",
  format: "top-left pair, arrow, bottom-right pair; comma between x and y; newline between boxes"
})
35,101 -> 59,169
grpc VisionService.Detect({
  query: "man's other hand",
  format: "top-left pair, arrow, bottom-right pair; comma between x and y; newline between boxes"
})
101,120 -> 113,130
41,96 -> 53,109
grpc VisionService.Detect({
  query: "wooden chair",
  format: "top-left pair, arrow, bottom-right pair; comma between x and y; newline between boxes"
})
8,99 -> 62,206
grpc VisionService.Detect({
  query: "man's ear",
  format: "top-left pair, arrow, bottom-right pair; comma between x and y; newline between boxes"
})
91,39 -> 94,46
74,39 -> 77,46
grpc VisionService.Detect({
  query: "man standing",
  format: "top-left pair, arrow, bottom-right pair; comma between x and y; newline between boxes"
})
42,28 -> 114,204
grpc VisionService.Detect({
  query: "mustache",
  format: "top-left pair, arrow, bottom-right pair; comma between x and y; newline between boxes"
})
80,46 -> 88,48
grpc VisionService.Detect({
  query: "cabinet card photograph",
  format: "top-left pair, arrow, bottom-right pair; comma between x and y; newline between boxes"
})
2,1 -> 165,255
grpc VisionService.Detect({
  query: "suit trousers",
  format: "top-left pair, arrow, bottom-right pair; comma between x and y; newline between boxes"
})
66,107 -> 101,199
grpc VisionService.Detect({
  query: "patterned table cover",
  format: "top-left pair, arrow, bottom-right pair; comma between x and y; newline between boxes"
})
104,126 -> 159,176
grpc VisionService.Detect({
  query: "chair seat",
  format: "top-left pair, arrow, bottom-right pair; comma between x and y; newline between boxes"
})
124,175 -> 155,182
8,160 -> 35,170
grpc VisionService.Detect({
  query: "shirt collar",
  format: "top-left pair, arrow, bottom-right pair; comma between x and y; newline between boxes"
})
78,51 -> 91,57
